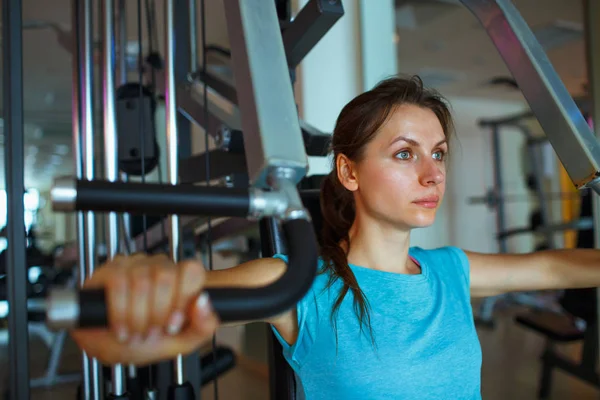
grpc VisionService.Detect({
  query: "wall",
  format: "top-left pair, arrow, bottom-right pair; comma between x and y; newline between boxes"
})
295,0 -> 363,133
358,0 -> 398,91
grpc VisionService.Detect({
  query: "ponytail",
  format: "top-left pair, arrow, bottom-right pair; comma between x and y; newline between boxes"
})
319,170 -> 374,346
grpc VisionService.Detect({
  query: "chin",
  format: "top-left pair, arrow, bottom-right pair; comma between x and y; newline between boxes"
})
408,210 -> 437,228
408,219 -> 435,229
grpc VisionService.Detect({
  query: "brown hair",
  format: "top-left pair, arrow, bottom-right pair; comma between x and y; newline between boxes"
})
319,75 -> 454,342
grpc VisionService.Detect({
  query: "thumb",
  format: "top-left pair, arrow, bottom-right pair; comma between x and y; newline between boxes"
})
188,292 -> 219,338
143,294 -> 219,361
149,295 -> 219,360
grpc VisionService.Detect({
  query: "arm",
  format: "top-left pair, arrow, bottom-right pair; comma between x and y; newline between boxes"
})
467,248 -> 600,298
205,258 -> 299,344
74,255 -> 300,366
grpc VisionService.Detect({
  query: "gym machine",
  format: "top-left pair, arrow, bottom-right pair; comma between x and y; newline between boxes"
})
470,112 -> 580,327
513,2 -> 600,398
47,1 -> 322,400
3,1 -> 600,400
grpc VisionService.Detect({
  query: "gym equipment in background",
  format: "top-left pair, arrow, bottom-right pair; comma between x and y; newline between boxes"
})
514,188 -> 600,398
470,113 -> 580,327
44,1 -> 322,400
115,82 -> 160,177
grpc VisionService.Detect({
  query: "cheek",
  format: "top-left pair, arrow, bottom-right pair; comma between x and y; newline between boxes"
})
359,161 -> 414,197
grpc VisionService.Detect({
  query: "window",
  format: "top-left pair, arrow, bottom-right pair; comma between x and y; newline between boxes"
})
0,189 -> 41,252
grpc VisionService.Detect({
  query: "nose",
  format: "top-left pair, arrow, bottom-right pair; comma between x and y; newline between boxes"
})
418,158 -> 445,186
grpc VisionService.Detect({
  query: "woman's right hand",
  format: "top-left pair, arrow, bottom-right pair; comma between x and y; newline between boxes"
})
71,253 -> 220,366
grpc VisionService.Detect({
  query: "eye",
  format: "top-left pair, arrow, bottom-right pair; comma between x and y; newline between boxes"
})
433,150 -> 446,161
395,150 -> 411,160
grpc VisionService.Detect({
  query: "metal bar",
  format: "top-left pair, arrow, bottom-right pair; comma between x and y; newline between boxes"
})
190,70 -> 238,104
175,13 -> 197,393
102,0 -> 126,395
496,218 -> 594,240
175,0 -> 194,164
199,347 -> 236,386
282,0 -> 345,69
71,0 -> 84,287
82,0 -> 103,397
118,0 -> 128,85
155,68 -> 240,137
580,324 -> 598,371
179,150 -> 247,183
175,78 -> 241,133
195,69 -> 332,160
165,0 -> 187,386
461,0 -> 600,189
543,353 -> 600,387
102,0 -> 120,256
118,0 -> 127,85
583,0 -> 600,387
132,215 -> 201,254
52,178 -> 252,217
195,217 -> 257,246
117,0 -> 132,257
70,1 -> 92,398
299,120 -> 331,156
519,126 -> 556,248
275,0 -> 292,21
186,73 -> 331,157
259,218 -> 295,400
490,126 -> 507,253
222,0 -> 307,188
189,0 -> 197,72
3,0 -> 30,397
149,12 -> 194,333
478,111 -> 535,127
193,189 -> 321,246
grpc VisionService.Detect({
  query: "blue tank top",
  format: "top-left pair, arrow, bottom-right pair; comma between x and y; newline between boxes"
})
271,246 -> 482,400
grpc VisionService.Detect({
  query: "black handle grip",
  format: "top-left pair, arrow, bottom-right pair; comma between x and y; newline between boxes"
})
53,178 -> 251,217
200,346 -> 236,386
48,218 -> 318,328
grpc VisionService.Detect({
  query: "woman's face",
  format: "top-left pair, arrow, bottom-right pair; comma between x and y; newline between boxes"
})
338,104 -> 448,230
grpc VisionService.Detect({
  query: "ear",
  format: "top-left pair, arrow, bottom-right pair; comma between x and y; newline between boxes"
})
336,153 -> 359,192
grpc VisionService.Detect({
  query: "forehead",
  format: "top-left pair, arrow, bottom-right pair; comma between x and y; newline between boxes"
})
376,104 -> 446,144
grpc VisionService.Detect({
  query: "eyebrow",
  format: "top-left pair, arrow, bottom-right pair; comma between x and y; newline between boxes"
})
389,135 -> 448,148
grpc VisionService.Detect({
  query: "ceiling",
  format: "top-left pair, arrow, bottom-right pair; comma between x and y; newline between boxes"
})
0,0 -> 591,191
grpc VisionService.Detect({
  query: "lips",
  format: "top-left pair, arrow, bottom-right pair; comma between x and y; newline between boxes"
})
412,196 -> 439,208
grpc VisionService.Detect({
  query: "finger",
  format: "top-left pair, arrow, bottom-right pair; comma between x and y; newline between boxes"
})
174,296 -> 219,353
83,263 -> 120,289
143,301 -> 219,362
82,253 -> 144,289
106,268 -> 130,342
127,264 -> 153,340
114,252 -> 148,268
148,260 -> 178,335
167,260 -> 206,335
188,292 -> 220,335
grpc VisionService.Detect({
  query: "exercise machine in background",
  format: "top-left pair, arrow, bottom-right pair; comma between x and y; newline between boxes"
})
47,0 -> 324,400
469,111 -> 590,328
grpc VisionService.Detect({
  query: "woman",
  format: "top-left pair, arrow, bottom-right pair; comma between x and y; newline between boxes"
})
74,76 -> 600,399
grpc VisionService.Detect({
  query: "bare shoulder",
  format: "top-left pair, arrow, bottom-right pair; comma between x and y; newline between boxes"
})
205,257 -> 299,345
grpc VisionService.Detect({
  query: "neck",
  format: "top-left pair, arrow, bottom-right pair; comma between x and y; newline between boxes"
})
345,213 -> 414,274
